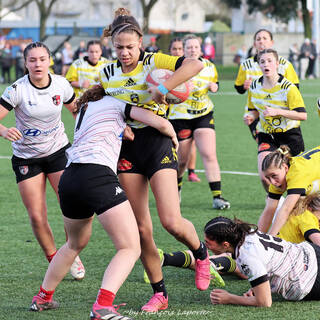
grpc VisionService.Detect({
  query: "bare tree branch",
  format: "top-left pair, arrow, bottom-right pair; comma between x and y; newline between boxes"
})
0,0 -> 35,19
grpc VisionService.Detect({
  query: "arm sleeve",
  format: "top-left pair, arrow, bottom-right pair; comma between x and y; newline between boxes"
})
234,64 -> 246,87
287,85 -> 306,112
62,78 -> 76,104
154,52 -> 181,72
1,85 -> 19,110
284,62 -> 299,85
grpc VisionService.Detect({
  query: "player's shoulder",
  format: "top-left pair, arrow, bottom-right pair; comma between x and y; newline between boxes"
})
250,76 -> 262,90
241,56 -> 255,70
278,75 -> 294,90
278,55 -> 290,66
200,57 -> 215,68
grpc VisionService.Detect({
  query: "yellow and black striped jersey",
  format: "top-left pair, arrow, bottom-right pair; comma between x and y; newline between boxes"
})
278,210 -> 320,244
235,55 -> 299,89
99,50 -> 181,128
247,75 -> 305,134
66,56 -> 109,98
269,146 -> 320,198
168,58 -> 217,120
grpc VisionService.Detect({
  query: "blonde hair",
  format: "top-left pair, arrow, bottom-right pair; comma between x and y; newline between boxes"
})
261,145 -> 292,172
290,192 -> 320,217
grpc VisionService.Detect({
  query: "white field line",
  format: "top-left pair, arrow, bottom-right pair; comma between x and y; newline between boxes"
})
196,169 -> 258,176
0,155 -> 259,176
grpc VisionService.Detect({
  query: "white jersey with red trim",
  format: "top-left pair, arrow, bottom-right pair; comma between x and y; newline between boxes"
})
0,74 -> 75,159
236,231 -> 317,300
66,95 -> 128,173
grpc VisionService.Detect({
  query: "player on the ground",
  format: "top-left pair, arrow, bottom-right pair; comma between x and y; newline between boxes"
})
0,42 -> 85,280
245,49 -> 306,190
258,145 -> 320,236
99,8 -> 211,312
168,34 -> 229,209
168,37 -> 201,183
30,86 -> 179,319
66,40 -> 108,98
208,216 -> 320,306
235,29 -> 299,142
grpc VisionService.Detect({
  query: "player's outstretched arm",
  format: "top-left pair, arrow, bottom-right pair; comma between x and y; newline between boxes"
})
258,197 -> 278,233
268,194 -> 301,236
210,281 -> 272,307
130,106 -> 178,150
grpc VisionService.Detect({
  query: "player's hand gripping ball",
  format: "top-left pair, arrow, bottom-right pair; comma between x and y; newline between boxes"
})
146,69 -> 192,104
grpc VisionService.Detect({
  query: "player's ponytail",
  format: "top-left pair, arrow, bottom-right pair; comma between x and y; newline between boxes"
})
261,145 -> 292,172
204,216 -> 257,257
103,7 -> 143,40
75,85 -> 106,114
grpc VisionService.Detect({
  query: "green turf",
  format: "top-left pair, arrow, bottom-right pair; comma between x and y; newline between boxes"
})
0,79 -> 320,320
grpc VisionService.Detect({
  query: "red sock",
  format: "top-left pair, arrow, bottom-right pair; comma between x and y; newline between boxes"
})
96,288 -> 115,307
38,286 -> 54,302
46,251 -> 57,263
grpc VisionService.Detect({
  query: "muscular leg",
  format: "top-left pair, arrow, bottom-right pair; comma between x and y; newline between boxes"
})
18,173 -> 56,257
118,173 -> 163,284
150,169 -> 201,250
177,138 -> 193,178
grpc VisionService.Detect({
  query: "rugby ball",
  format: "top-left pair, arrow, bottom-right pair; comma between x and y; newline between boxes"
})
146,69 -> 192,104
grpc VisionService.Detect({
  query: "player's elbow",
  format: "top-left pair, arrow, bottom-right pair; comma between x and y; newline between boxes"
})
256,299 -> 272,307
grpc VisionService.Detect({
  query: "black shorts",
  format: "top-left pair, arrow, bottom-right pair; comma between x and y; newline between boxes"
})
58,163 -> 127,219
303,243 -> 320,301
170,111 -> 215,141
257,127 -> 304,156
11,144 -> 70,183
117,126 -> 178,179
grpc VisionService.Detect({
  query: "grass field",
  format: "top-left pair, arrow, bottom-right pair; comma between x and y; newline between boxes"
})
1,78 -> 320,320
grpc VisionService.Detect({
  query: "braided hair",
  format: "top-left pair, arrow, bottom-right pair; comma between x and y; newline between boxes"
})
261,145 -> 292,172
204,216 -> 257,257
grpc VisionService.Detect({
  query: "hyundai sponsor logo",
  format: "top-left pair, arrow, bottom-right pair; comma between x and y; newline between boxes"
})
23,128 -> 41,136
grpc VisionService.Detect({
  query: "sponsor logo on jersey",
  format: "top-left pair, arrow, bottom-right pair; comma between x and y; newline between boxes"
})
161,156 -> 172,164
178,129 -> 192,140
19,165 -> 29,175
258,143 -> 271,152
23,128 -> 41,137
115,186 -> 123,195
52,95 -> 61,106
124,78 -> 137,87
117,158 -> 133,171
265,94 -> 272,100
106,89 -> 125,97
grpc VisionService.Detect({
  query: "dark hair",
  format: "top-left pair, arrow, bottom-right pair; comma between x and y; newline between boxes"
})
254,29 -> 273,41
23,41 -> 51,60
169,37 -> 183,51
87,40 -> 102,50
261,145 -> 292,172
75,85 -> 106,114
204,216 -> 257,256
103,8 -> 143,40
257,48 -> 278,63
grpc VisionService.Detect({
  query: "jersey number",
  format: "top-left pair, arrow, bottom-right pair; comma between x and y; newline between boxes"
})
298,149 -> 320,160
257,231 -> 284,253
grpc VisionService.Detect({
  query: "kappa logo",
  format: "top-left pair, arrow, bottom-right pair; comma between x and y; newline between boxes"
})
124,78 -> 137,87
161,156 -> 171,164
115,186 -> 123,196
265,94 -> 272,100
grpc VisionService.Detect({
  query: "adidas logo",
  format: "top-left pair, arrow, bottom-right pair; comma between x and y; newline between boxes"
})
265,94 -> 272,100
124,78 -> 136,87
161,156 -> 171,164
